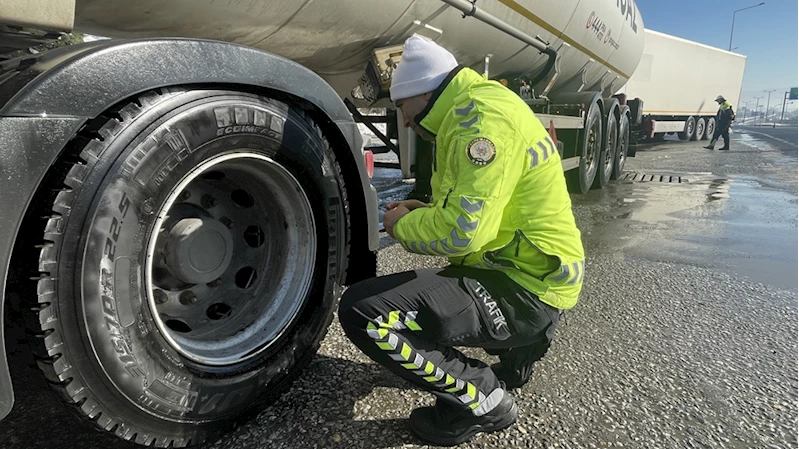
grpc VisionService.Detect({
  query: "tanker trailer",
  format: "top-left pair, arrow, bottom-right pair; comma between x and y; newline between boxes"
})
0,0 -> 643,446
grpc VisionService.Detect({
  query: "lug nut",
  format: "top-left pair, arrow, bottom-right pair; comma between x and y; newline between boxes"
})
180,191 -> 191,201
154,289 -> 169,304
220,217 -> 234,229
201,194 -> 218,208
207,279 -> 223,288
180,291 -> 199,305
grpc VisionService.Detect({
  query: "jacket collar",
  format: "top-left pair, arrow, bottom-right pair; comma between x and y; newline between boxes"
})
413,66 -> 483,136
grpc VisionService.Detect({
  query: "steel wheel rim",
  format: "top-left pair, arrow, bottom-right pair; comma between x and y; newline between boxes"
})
697,120 -> 705,139
145,152 -> 317,366
619,122 -> 628,168
585,115 -> 600,179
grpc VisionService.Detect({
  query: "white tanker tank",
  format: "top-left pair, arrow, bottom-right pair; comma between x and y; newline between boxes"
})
73,0 -> 645,101
71,0 -> 646,194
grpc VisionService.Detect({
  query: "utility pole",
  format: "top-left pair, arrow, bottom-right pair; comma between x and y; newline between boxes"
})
780,91 -> 789,122
743,102 -> 750,124
764,89 -> 776,124
729,2 -> 766,51
753,96 -> 763,125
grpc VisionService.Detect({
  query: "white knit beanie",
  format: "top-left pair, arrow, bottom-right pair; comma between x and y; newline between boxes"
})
390,35 -> 459,102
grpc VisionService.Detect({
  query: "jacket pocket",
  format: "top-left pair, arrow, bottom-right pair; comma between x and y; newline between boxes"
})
483,230 -> 561,280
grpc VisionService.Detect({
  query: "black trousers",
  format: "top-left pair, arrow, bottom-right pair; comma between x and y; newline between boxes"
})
711,124 -> 730,149
338,266 -> 559,416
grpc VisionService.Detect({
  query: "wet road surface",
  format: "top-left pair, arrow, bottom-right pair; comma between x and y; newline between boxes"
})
2,129 -> 796,449
735,126 -> 798,152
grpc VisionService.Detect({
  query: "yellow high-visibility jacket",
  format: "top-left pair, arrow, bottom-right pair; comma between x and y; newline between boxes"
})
394,67 -> 585,310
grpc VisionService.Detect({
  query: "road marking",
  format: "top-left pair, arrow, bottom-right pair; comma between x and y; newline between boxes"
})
740,129 -> 798,149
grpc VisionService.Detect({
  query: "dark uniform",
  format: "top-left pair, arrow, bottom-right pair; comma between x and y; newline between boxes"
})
706,96 -> 735,151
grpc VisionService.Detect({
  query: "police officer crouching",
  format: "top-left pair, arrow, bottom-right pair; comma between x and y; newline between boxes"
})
338,35 -> 585,446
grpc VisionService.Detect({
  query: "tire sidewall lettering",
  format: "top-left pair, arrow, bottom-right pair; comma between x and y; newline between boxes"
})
78,95 -> 341,421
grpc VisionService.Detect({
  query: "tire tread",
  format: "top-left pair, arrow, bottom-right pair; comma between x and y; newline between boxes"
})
20,87 -> 351,448
23,88 -> 200,448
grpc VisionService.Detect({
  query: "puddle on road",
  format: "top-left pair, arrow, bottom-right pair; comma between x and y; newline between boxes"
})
574,173 -> 798,290
714,178 -> 797,288
366,128 -> 797,289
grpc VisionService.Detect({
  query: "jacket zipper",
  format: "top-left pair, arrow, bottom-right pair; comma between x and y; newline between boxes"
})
517,230 -> 562,280
442,188 -> 454,208
485,229 -> 562,280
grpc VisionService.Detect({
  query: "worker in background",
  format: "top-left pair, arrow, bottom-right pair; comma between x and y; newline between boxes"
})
338,35 -> 585,446
704,95 -> 735,151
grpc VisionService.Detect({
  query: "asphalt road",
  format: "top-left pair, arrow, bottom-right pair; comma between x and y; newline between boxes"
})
735,126 -> 798,153
2,129 -> 796,449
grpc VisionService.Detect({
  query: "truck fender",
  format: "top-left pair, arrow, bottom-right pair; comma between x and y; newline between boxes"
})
0,38 -> 379,420
627,98 -> 644,125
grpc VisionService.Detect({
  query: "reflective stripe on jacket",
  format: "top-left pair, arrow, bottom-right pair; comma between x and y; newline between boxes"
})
393,67 -> 585,310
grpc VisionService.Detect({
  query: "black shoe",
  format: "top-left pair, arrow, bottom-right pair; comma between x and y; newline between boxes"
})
703,145 -> 715,150
409,390 -> 517,446
719,147 -> 730,151
490,362 -> 532,390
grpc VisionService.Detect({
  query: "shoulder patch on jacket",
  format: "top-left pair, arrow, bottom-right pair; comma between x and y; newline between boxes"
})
466,137 -> 496,166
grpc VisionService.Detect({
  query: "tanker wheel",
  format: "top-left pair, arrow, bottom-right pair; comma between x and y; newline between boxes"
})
704,117 -> 716,141
24,88 -> 349,447
693,117 -> 706,141
593,109 -> 618,189
566,101 -> 602,194
679,116 -> 696,141
612,113 -> 630,180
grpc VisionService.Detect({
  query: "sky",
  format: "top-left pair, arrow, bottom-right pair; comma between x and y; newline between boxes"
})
637,0 -> 798,110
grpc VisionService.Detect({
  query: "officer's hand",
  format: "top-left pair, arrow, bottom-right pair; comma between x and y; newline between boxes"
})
386,199 -> 429,211
384,205 -> 411,238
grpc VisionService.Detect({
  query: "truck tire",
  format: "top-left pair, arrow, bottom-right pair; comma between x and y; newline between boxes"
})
612,112 -> 630,180
679,116 -> 696,141
593,109 -> 618,189
705,117 -> 716,141
566,101 -> 602,194
693,117 -> 706,141
25,88 -> 349,447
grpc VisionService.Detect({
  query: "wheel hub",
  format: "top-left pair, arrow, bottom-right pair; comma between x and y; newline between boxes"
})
146,153 -> 317,366
587,121 -> 599,173
165,217 -> 234,284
